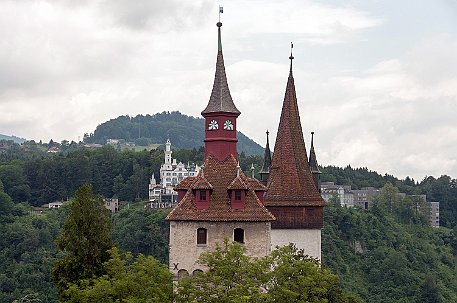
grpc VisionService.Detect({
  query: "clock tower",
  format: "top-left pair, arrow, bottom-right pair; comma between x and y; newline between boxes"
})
201,21 -> 240,161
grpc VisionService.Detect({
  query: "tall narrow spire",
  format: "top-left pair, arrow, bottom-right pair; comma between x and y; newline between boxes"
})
264,46 -> 324,211
202,22 -> 240,115
259,130 -> 272,185
308,131 -> 322,193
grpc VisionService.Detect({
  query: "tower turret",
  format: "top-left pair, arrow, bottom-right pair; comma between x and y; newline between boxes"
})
259,130 -> 272,185
308,131 -> 322,193
264,43 -> 325,260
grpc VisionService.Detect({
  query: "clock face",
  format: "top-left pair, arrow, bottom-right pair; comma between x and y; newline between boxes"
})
224,120 -> 234,130
208,120 -> 219,130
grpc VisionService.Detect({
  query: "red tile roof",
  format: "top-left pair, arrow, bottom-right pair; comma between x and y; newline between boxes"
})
166,154 -> 275,222
243,177 -> 267,191
190,176 -> 213,190
174,177 -> 196,190
227,176 -> 249,190
264,67 -> 325,208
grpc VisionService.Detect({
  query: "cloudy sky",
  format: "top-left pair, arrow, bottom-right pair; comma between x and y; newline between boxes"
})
1,0 -> 456,181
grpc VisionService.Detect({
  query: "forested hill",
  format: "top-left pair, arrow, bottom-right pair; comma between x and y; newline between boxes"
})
0,134 -> 26,144
83,111 -> 264,155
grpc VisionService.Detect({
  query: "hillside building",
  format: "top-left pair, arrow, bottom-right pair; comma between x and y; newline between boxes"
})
148,139 -> 199,209
321,182 -> 354,207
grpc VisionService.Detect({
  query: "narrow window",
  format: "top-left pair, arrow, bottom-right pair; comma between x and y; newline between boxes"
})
234,190 -> 242,201
199,190 -> 207,201
177,269 -> 189,280
197,228 -> 207,245
234,228 -> 244,243
193,269 -> 203,276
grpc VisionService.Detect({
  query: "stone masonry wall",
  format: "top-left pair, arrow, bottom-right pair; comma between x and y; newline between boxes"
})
169,221 -> 271,279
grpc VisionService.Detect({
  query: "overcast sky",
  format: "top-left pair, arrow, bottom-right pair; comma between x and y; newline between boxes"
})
1,0 -> 456,181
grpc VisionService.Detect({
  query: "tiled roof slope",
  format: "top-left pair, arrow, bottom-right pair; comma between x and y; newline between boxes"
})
264,68 -> 325,207
201,23 -> 240,115
166,154 -> 275,221
245,178 -> 267,191
174,177 -> 195,190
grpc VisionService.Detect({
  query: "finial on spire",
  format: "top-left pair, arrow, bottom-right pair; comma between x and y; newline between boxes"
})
250,163 -> 255,178
201,164 -> 205,178
311,131 -> 314,145
237,161 -> 241,177
289,42 -> 294,73
217,6 -> 223,53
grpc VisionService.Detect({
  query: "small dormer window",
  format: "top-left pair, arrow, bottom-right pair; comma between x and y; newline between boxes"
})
231,190 -> 245,209
196,190 -> 209,210
234,190 -> 242,201
199,190 -> 207,201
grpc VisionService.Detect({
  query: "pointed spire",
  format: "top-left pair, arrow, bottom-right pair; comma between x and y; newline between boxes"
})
309,131 -> 322,193
264,46 -> 324,208
308,132 -> 321,174
202,22 -> 240,115
259,130 -> 272,184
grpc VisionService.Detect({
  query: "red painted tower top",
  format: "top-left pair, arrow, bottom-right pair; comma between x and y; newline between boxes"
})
202,22 -> 240,161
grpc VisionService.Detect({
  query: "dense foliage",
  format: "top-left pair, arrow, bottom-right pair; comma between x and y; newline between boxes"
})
83,111 -> 264,155
176,240 -> 361,303
61,248 -> 173,303
2,140 -> 457,302
0,141 -> 263,206
323,184 -> 457,303
52,185 -> 113,299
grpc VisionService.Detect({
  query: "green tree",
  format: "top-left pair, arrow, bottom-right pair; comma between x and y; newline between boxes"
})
61,247 -> 173,303
52,184 -> 113,297
176,241 -> 360,303
267,244 -> 362,303
176,240 -> 269,303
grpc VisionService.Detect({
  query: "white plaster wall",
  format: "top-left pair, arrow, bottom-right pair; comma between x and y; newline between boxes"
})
270,229 -> 321,260
169,221 -> 271,277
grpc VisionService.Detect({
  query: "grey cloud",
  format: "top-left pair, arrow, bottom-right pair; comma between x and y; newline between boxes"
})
98,0 -> 213,31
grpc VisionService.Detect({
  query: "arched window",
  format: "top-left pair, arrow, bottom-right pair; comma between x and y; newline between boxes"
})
197,228 -> 207,245
234,228 -> 244,243
193,269 -> 204,276
177,269 -> 189,280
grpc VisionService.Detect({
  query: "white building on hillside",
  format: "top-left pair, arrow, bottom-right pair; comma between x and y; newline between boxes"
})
148,139 -> 200,206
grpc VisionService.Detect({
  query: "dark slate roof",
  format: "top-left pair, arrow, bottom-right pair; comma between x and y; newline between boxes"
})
264,61 -> 325,207
308,132 -> 321,174
259,131 -> 272,175
201,23 -> 240,116
166,154 -> 275,222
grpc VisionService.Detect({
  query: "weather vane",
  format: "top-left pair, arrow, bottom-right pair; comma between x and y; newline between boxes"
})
219,5 -> 223,22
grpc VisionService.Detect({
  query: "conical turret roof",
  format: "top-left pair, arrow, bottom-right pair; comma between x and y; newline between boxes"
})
308,132 -> 321,174
202,22 -> 240,115
264,52 -> 324,207
260,130 -> 272,175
